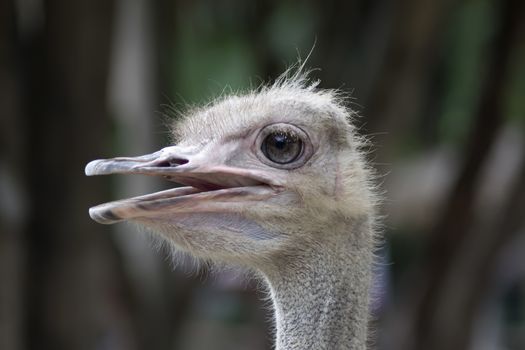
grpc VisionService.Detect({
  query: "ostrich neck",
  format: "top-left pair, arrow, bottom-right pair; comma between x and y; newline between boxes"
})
263,222 -> 373,350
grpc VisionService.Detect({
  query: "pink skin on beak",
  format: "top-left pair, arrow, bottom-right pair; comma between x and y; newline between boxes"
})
85,146 -> 283,224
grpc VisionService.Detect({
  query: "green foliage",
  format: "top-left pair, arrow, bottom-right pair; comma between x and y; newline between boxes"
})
264,2 -> 318,60
169,1 -> 319,107
505,43 -> 525,128
172,28 -> 258,103
439,0 -> 495,145
169,5 -> 260,104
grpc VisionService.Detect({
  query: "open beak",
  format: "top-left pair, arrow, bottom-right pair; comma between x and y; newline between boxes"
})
85,146 -> 282,224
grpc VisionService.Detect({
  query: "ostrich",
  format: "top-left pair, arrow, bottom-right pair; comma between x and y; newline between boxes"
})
86,71 -> 378,350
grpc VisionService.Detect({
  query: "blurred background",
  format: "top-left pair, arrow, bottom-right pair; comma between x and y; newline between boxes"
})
1,0 -> 524,349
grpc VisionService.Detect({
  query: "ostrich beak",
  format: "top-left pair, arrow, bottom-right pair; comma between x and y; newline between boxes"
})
85,146 -> 282,224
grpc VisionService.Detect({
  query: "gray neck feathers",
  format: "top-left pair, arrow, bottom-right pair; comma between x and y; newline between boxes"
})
262,220 -> 374,350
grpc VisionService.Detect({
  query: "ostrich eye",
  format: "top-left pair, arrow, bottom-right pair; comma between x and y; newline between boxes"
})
261,131 -> 303,164
255,123 -> 312,169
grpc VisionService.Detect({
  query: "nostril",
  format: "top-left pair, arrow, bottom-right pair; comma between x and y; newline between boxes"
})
170,158 -> 189,166
156,158 -> 189,167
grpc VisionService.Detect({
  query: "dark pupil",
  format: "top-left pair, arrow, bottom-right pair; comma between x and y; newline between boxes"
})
262,131 -> 302,164
274,135 -> 287,149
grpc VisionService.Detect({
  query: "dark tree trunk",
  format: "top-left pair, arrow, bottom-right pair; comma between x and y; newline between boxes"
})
1,1 -> 26,349
9,0 -> 139,349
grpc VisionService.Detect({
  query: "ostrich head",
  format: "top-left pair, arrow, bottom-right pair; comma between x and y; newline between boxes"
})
86,72 -> 377,349
87,73 -> 374,268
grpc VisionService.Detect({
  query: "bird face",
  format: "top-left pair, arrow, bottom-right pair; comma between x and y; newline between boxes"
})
86,88 -> 368,265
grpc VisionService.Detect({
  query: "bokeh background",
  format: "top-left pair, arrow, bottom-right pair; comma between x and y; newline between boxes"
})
1,0 -> 524,349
